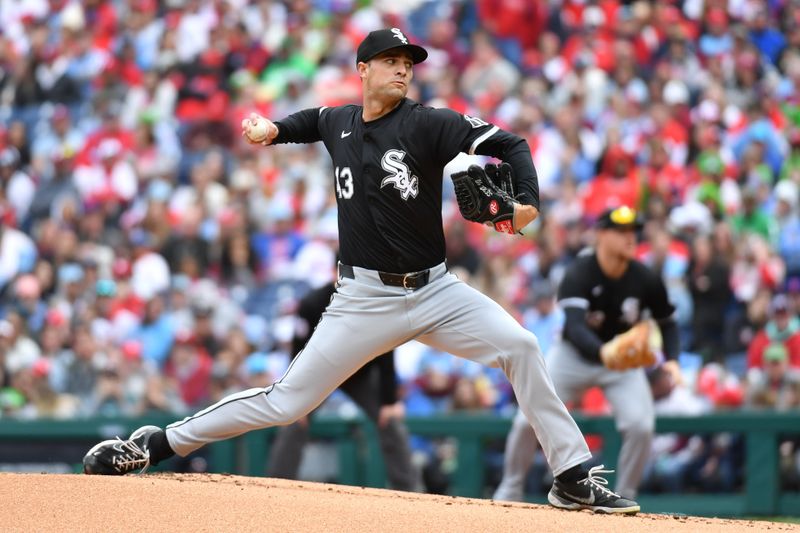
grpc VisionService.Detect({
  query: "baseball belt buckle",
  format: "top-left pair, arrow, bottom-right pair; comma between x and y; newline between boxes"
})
402,272 -> 415,290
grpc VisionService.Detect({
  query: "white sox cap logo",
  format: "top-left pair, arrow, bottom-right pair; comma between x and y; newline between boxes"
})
391,28 -> 408,44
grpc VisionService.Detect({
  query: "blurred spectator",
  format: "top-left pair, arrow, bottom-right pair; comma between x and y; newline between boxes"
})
581,146 -> 641,220
697,362 -> 745,410
639,226 -> 693,333
219,230 -> 260,290
30,105 -> 85,178
132,295 -> 174,368
747,4 -> 786,66
251,201 -> 306,281
520,280 -> 563,358
161,204 -> 210,279
774,180 -> 800,280
50,324 -> 104,415
699,8 -> 733,58
731,188 -> 776,242
12,274 -> 47,336
1,314 -> 40,375
7,359 -> 75,420
163,331 -> 212,409
0,146 -> 35,225
730,235 -> 784,303
241,351 -> 273,389
460,29 -> 520,106
688,234 -> 733,361
746,343 -> 800,410
684,433 -> 743,493
130,229 -> 171,300
747,294 -> 800,370
405,348 -> 459,416
190,300 -> 220,359
27,146 -> 81,226
73,137 -> 138,205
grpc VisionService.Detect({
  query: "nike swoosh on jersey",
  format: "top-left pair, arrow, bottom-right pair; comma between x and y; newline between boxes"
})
341,131 -> 352,138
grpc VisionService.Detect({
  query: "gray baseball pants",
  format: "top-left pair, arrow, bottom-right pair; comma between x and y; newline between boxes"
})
165,263 -> 592,477
268,361 -> 420,491
493,339 -> 654,501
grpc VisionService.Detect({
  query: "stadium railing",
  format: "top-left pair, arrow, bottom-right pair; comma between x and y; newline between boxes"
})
0,411 -> 797,517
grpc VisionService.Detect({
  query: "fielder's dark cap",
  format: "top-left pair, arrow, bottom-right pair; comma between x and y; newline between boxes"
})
356,28 -> 428,65
595,205 -> 643,230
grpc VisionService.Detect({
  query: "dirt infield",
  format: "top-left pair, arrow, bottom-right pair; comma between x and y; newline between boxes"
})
1,473 -> 797,533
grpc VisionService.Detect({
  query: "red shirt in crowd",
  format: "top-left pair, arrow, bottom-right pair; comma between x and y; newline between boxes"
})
164,345 -> 213,407
477,0 -> 548,50
581,147 -> 642,219
747,330 -> 800,370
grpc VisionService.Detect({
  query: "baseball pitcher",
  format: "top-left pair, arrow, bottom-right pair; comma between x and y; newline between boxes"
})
83,29 -> 639,514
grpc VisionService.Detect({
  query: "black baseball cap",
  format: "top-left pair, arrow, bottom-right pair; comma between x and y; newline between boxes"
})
595,205 -> 643,230
356,28 -> 428,65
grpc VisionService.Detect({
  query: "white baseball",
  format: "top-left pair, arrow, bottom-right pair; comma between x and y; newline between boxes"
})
247,117 -> 269,142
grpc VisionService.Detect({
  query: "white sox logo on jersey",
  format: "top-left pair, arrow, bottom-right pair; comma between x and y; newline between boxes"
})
380,149 -> 418,200
621,297 -> 641,325
391,28 -> 408,45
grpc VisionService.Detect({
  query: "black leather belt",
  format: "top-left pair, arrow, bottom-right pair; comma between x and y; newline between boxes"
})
339,263 -> 431,290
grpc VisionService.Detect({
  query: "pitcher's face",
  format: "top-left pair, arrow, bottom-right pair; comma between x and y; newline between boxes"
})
359,49 -> 414,102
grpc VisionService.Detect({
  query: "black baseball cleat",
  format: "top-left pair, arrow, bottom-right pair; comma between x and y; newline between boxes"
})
83,425 -> 162,475
548,465 -> 640,514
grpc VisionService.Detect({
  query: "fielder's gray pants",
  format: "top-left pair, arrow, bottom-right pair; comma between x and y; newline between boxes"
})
268,362 -> 419,491
166,263 -> 592,477
493,339 -> 654,501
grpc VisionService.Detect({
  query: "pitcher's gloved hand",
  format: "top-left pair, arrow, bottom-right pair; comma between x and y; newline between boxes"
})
484,161 -> 515,198
451,164 -> 516,234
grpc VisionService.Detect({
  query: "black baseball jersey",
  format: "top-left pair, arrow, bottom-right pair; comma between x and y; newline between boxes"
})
273,98 -> 540,273
558,252 -> 676,364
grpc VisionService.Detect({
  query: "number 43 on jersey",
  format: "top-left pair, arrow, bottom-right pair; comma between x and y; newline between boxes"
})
335,166 -> 354,199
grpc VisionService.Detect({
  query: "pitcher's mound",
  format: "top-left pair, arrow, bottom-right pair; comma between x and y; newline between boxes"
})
1,473 -> 796,532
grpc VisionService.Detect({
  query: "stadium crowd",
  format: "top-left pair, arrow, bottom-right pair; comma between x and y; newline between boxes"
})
0,0 -> 799,494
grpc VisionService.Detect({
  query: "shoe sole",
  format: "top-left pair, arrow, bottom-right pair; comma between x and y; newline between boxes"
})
548,490 -> 640,515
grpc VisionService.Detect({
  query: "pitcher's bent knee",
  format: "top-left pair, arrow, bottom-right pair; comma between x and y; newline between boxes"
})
503,330 -> 544,362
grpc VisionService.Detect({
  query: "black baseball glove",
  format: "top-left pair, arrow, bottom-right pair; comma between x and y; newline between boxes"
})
451,164 -> 516,234
484,162 -> 515,198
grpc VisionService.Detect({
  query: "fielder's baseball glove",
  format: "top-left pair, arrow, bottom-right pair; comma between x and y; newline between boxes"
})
599,320 -> 657,371
451,164 -> 516,234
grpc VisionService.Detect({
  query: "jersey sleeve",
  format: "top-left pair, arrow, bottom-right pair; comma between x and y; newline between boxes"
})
557,259 -> 605,362
427,107 -> 500,161
273,107 -> 327,144
557,261 -> 591,311
426,107 -> 540,209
